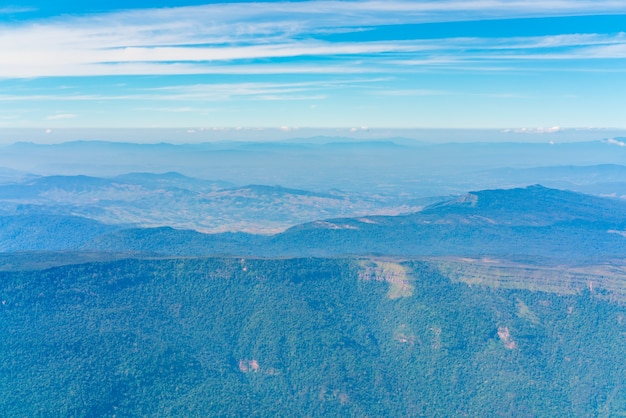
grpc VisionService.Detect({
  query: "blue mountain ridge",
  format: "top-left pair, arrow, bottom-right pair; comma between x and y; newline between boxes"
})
2,185 -> 624,262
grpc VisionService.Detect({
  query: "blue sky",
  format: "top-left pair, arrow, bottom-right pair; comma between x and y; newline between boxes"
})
0,1 -> 625,131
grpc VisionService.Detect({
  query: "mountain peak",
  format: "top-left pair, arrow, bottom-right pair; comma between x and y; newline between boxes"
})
420,184 -> 626,225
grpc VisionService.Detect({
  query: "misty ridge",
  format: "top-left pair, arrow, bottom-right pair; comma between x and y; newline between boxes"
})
2,135 -> 626,191
1,136 -> 626,236
2,135 -> 626,250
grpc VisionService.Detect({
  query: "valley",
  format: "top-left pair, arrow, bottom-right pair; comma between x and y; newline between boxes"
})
0,171 -> 433,234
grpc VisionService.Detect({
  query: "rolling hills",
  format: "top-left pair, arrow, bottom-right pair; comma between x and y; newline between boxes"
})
0,172 -> 428,233
2,184 -> 625,262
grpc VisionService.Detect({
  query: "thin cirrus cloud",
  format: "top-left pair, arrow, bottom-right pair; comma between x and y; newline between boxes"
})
46,113 -> 77,120
1,36 -> 625,78
0,79 -> 383,102
0,7 -> 36,14
0,1 -> 625,129
0,1 -> 626,78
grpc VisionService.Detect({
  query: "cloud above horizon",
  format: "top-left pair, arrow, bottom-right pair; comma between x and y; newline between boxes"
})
0,1 -> 625,129
1,1 -> 626,77
46,113 -> 77,120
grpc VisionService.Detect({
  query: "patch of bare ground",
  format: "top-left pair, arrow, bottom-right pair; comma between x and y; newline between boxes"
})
358,260 -> 413,299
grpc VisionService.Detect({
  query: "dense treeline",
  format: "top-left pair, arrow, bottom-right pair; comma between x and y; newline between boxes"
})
1,257 -> 625,416
0,215 -> 120,251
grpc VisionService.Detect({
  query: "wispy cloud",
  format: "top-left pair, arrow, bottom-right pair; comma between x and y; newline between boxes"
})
377,89 -> 451,96
1,1 -> 625,78
46,113 -> 77,120
0,6 -> 36,14
1,35 -> 624,78
503,126 -> 562,134
141,79 -> 376,102
136,107 -> 219,113
0,79 -> 383,102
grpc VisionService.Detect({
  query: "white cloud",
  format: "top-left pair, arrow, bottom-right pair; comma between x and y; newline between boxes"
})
46,113 -> 77,120
507,126 -> 562,133
0,7 -> 36,14
1,33 -> 621,78
605,138 -> 626,146
0,1 -> 625,77
136,107 -> 218,113
378,89 -> 451,96
0,79 -> 379,102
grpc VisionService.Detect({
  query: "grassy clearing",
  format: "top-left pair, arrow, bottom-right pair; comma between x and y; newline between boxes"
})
358,260 -> 413,299
429,257 -> 626,302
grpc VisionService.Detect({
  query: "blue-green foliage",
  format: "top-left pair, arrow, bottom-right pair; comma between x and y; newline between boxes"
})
1,257 -> 625,416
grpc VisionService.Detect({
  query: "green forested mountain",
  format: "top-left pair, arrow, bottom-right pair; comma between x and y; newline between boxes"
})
268,185 -> 626,260
77,185 -> 626,261
1,257 -> 625,416
3,185 -> 626,261
0,214 -> 121,251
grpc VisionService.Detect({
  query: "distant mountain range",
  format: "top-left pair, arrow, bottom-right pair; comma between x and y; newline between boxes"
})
2,185 -> 625,263
2,139 -> 626,195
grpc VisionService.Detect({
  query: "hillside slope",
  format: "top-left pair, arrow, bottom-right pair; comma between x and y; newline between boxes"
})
1,257 -> 625,416
269,185 -> 626,259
